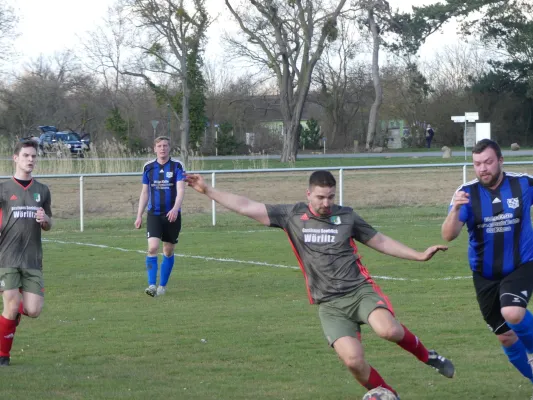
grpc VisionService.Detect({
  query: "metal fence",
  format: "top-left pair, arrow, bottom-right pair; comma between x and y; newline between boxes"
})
3,161 -> 533,232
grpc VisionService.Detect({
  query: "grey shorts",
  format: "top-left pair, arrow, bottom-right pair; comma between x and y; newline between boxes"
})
0,268 -> 45,297
318,282 -> 393,346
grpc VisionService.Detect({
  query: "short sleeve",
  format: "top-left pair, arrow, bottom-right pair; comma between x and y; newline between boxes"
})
142,167 -> 150,185
266,204 -> 294,229
175,162 -> 185,182
351,212 -> 378,243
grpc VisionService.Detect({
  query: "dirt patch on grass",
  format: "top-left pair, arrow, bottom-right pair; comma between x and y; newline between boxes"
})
23,165 -> 533,220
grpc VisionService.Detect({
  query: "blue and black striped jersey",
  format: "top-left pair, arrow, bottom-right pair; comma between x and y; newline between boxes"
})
142,158 -> 185,216
449,172 -> 533,279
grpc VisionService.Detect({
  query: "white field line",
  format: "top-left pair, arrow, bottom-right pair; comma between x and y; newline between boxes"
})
43,239 -> 471,282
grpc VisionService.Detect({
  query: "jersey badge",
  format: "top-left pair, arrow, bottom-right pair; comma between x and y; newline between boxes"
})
330,216 -> 341,225
166,171 -> 173,178
34,193 -> 41,202
507,197 -> 520,209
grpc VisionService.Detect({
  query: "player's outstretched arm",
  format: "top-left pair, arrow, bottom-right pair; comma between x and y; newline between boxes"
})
185,174 -> 270,226
364,232 -> 448,261
134,184 -> 149,229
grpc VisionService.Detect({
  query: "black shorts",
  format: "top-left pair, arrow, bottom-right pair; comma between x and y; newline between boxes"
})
473,261 -> 533,335
146,212 -> 182,244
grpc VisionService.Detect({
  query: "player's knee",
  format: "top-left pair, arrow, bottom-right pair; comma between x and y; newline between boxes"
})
497,331 -> 517,347
374,324 -> 403,342
147,247 -> 159,256
501,307 -> 526,325
341,353 -> 366,373
24,304 -> 43,318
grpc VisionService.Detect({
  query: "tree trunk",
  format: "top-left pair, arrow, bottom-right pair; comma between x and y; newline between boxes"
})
365,9 -> 382,151
180,55 -> 190,166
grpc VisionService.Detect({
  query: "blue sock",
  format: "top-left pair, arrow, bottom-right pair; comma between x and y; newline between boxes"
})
508,310 -> 533,353
159,254 -> 175,287
146,256 -> 158,286
502,340 -> 533,382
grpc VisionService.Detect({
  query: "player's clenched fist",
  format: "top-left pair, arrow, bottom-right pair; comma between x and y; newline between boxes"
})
451,191 -> 470,211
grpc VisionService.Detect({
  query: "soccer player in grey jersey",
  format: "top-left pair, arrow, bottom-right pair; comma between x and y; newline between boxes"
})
0,140 -> 52,367
186,170 -> 454,399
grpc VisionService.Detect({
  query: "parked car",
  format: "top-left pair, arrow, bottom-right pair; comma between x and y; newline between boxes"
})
39,131 -> 87,157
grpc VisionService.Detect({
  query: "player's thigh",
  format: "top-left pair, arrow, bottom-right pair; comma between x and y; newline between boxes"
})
0,268 -> 22,291
499,261 -> 533,308
22,291 -> 44,317
161,212 -> 181,245
146,214 -> 163,239
473,272 -> 509,334
20,269 -> 45,297
352,282 -> 394,325
318,299 -> 361,347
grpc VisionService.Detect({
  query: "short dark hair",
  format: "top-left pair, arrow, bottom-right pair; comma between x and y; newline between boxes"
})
472,139 -> 502,159
14,140 -> 38,156
309,170 -> 336,188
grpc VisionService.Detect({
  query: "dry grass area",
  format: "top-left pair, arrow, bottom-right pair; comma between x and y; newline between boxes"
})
29,166 -> 533,220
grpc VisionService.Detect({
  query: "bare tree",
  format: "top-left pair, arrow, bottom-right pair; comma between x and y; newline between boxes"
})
120,0 -> 210,165
313,19 -> 369,148
0,1 -> 18,65
224,0 -> 353,162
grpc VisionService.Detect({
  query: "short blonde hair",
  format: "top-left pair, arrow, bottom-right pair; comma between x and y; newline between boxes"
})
154,136 -> 170,145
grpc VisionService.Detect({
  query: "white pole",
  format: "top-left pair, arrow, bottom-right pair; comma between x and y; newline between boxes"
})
323,138 -> 326,154
215,130 -> 218,157
211,172 -> 216,226
339,168 -> 344,206
80,175 -> 84,232
463,164 -> 467,185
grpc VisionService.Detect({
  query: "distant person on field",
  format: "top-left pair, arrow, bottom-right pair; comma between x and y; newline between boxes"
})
185,170 -> 454,399
0,140 -> 52,367
426,124 -> 435,148
442,139 -> 533,390
134,136 -> 185,297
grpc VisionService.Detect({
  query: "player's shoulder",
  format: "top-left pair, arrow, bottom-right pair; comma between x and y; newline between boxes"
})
454,178 -> 479,193
169,157 -> 185,171
142,158 -> 157,171
505,171 -> 533,182
31,179 -> 50,191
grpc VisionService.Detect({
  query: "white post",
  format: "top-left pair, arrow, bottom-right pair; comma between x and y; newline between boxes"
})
463,164 -> 467,185
211,172 -> 216,226
323,138 -> 326,154
339,168 -> 344,206
215,130 -> 218,157
80,175 -> 84,232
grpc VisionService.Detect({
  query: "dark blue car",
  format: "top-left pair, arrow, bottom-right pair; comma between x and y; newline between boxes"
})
39,130 -> 88,157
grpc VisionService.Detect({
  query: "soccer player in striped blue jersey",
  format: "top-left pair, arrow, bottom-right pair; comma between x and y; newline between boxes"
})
442,139 -> 533,389
135,136 -> 185,297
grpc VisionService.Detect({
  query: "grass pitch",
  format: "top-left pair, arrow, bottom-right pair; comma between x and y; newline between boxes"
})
1,209 -> 529,399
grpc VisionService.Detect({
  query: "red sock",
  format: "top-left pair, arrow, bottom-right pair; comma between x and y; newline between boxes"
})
397,324 -> 429,362
364,366 -> 396,394
0,316 -> 18,357
18,301 -> 27,316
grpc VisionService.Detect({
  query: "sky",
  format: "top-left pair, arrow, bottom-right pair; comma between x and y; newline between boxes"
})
9,0 -> 461,71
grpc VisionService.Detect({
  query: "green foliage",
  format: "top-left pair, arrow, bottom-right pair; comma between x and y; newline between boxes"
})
187,50 -> 207,151
300,118 -> 322,150
105,107 -> 129,142
215,121 -> 244,155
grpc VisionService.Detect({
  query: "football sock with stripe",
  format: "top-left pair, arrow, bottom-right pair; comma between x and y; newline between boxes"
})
0,316 -> 17,357
397,324 -> 429,363
507,310 -> 533,353
502,340 -> 533,382
159,254 -> 175,287
364,366 -> 397,395
146,256 -> 158,286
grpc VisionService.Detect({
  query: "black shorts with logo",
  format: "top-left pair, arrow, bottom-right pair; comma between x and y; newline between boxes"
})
473,261 -> 533,335
146,212 -> 182,244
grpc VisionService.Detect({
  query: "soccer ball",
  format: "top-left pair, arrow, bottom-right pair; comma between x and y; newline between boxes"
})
362,387 -> 397,400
